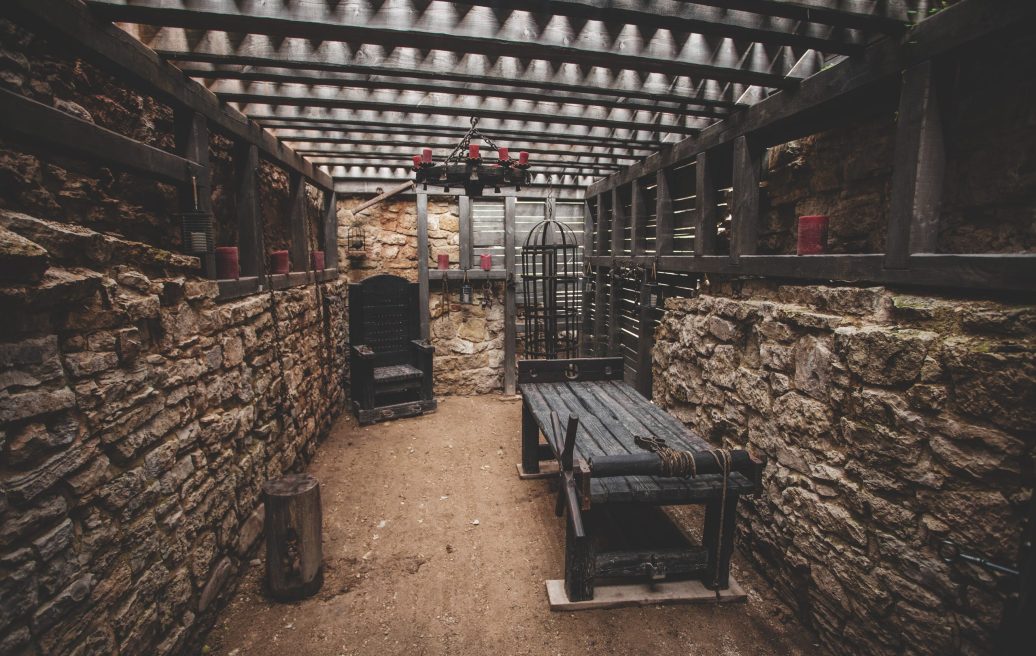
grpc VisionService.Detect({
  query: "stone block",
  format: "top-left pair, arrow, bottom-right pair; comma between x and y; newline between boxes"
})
834,326 -> 937,386
31,574 -> 94,634
0,224 -> 49,282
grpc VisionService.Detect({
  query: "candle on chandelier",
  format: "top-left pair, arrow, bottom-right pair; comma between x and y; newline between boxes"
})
469,143 -> 480,159
412,154 -> 422,167
497,147 -> 509,161
518,151 -> 529,165
422,148 -> 433,164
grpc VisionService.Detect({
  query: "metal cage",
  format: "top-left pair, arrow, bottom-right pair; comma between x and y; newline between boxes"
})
521,213 -> 580,359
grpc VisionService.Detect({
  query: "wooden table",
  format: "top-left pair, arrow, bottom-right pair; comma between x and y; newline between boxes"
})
518,357 -> 765,603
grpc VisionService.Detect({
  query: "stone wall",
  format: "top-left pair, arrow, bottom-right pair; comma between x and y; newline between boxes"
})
653,281 -> 1034,656
0,210 -> 347,655
336,196 -> 506,395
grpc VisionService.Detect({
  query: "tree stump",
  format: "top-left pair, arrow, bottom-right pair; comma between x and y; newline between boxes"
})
263,473 -> 323,600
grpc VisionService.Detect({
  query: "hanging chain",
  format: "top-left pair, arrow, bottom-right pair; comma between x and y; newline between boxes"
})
440,116 -> 504,170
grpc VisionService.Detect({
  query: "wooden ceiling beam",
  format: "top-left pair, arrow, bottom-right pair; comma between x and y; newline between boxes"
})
289,142 -> 644,163
688,1 -> 910,33
87,0 -> 803,89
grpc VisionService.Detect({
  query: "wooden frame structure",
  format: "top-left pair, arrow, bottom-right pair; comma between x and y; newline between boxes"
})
32,0 -> 958,199
2,0 -> 340,299
576,0 -> 1036,397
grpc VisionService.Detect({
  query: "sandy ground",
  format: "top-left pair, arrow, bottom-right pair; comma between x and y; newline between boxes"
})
207,396 -> 816,656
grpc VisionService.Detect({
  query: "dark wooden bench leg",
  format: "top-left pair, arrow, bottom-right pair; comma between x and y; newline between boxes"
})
703,493 -> 739,590
565,509 -> 594,601
521,401 -> 540,474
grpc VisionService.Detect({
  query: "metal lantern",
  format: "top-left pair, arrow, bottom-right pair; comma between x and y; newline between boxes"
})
346,223 -> 367,259
178,175 -> 213,256
521,210 -> 580,359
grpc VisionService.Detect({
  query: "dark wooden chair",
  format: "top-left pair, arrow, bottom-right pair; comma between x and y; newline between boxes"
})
349,274 -> 436,425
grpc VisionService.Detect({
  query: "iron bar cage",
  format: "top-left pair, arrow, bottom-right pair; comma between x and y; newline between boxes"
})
521,214 -> 580,359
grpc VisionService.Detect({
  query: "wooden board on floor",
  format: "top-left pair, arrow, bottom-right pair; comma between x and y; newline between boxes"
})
545,576 -> 746,611
516,461 -> 559,480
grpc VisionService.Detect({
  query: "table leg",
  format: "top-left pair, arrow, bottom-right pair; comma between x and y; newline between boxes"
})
704,493 -> 739,590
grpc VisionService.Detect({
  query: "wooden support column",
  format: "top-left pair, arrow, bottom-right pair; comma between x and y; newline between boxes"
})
607,268 -> 620,357
630,178 -> 647,257
579,197 -> 595,356
635,268 -> 655,400
323,190 -> 338,271
503,196 -> 517,395
886,60 -> 945,268
694,151 -> 718,257
731,136 -> 762,263
592,194 -> 608,356
417,192 -> 431,340
611,186 -> 625,256
655,169 -> 674,255
174,110 -> 215,277
234,142 -> 262,279
288,171 -> 308,274
459,195 -> 472,270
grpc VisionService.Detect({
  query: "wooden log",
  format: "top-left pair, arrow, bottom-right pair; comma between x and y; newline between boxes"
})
565,508 -> 595,602
595,547 -> 708,580
263,473 -> 323,600
503,196 -> 517,394
416,192 -> 430,340
521,400 -> 541,475
351,179 -> 416,215
590,450 -> 763,483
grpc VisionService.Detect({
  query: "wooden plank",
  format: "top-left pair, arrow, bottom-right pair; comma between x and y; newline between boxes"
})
233,141 -> 262,279
546,576 -> 746,610
0,88 -> 199,185
655,168 -> 674,256
459,195 -> 472,271
287,171 -> 308,273
503,195 -> 517,395
579,198 -> 595,357
610,187 -> 625,255
175,110 -> 215,277
216,276 -> 259,300
6,0 -> 332,190
322,190 -> 338,270
630,179 -> 647,257
730,135 -> 762,262
694,150 -> 717,257
885,60 -> 945,268
517,358 -> 624,385
416,192 -> 430,341
635,271 -> 654,399
606,269 -> 620,356
586,253 -> 1036,293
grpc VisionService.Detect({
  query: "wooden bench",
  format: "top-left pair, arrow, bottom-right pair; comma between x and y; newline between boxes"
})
518,357 -> 766,604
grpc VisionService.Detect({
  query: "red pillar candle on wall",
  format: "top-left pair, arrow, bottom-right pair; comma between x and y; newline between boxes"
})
412,154 -> 422,168
310,250 -> 325,271
480,253 -> 492,271
437,253 -> 450,270
797,215 -> 829,255
468,143 -> 480,159
422,148 -> 433,164
497,147 -> 509,161
270,249 -> 290,274
215,246 -> 240,280
518,151 -> 529,166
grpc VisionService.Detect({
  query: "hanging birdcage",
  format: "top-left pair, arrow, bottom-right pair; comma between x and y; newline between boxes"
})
346,222 -> 367,259
521,202 -> 580,359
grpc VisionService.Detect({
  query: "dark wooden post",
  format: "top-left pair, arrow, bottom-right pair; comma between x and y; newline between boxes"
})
416,192 -> 430,340
288,172 -> 308,275
703,493 -> 739,590
174,109 -> 215,277
234,142 -> 263,279
694,150 -> 718,257
579,197 -> 595,356
607,187 -> 624,356
886,60 -> 945,269
731,135 -> 762,263
630,178 -> 647,257
521,401 -> 540,475
323,190 -> 338,271
592,193 -> 609,356
264,474 -> 323,600
503,195 -> 517,394
635,268 -> 655,399
611,186 -> 625,256
459,195 -> 472,270
655,168 -> 674,256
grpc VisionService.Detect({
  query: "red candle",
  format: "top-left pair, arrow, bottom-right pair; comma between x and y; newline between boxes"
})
422,148 -> 433,164
215,246 -> 239,280
469,143 -> 480,159
497,147 -> 509,161
480,253 -> 492,271
797,215 -> 829,255
310,250 -> 325,271
270,250 -> 290,275
412,154 -> 422,167
437,253 -> 450,270
518,151 -> 529,165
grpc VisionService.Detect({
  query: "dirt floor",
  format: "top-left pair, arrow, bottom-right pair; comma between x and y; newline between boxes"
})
207,396 -> 817,656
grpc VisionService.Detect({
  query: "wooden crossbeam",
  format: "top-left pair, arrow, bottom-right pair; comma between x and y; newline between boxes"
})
182,67 -> 729,119
87,0 -> 803,89
291,143 -> 643,164
691,0 -> 910,33
0,87 -> 200,185
215,85 -> 708,135
3,0 -> 332,190
258,120 -> 662,151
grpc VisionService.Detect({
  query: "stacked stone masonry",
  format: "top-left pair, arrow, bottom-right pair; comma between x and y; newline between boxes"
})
1,211 -> 347,655
653,281 -> 1034,656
